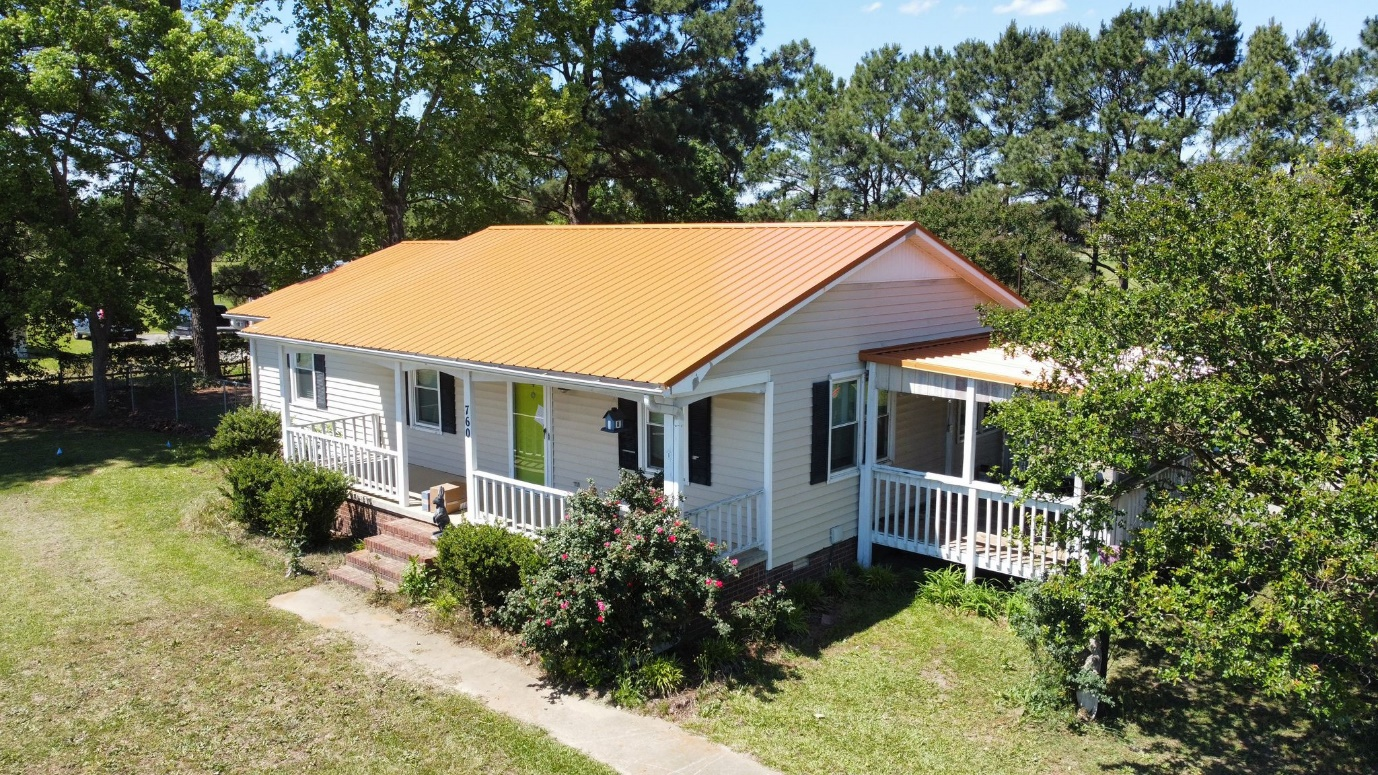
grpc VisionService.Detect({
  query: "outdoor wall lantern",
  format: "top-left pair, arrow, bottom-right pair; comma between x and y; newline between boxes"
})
601,407 -> 625,433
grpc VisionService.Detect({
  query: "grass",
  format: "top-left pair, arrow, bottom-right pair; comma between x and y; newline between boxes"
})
0,422 -> 612,774
686,561 -> 1378,775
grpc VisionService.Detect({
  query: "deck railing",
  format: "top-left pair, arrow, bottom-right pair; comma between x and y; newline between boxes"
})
471,470 -> 570,536
868,465 -> 1079,579
301,412 -> 385,447
685,488 -> 765,556
284,426 -> 400,501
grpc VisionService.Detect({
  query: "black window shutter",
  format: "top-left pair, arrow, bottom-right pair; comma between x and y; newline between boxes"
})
403,371 -> 410,425
617,397 -> 639,471
688,397 -> 712,486
439,372 -> 457,434
313,354 -> 327,410
810,380 -> 829,484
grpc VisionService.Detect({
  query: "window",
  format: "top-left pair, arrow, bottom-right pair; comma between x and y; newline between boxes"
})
293,352 -> 314,402
829,378 -> 859,473
875,390 -> 891,462
645,411 -> 666,470
413,369 -> 441,428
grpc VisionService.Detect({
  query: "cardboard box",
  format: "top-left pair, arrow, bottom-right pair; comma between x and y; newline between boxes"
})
425,482 -> 467,513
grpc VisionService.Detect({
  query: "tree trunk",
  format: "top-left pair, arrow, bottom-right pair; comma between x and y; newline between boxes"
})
381,189 -> 407,246
187,223 -> 220,379
569,176 -> 593,224
90,319 -> 111,420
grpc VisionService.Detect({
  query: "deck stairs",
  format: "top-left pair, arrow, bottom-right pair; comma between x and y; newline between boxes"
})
328,517 -> 437,594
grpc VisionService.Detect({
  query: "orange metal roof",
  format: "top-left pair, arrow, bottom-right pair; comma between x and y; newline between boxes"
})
231,222 -> 1007,387
861,333 -> 1051,388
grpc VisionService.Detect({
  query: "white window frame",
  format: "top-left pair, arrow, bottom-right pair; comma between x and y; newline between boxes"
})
828,370 -> 863,481
291,352 -> 315,406
643,409 -> 666,472
411,368 -> 442,431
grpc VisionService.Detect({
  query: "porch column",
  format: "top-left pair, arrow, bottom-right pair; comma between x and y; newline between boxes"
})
463,371 -> 476,518
1074,475 -> 1088,573
393,361 -> 409,507
962,380 -> 979,582
762,380 -> 775,570
247,338 -> 259,403
278,345 -> 292,460
857,362 -> 878,568
662,404 -> 687,506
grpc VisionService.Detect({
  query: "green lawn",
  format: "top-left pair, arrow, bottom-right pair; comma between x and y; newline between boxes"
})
0,423 -> 612,774
687,564 -> 1377,775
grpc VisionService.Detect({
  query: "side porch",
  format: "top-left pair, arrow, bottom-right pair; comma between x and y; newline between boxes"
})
858,335 -> 1151,581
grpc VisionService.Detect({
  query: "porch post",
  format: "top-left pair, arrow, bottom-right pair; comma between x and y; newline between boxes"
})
662,404 -> 687,506
962,380 -> 979,583
463,371 -> 476,518
762,380 -> 775,570
247,338 -> 259,403
278,345 -> 292,460
857,362 -> 878,568
393,361 -> 409,507
1074,475 -> 1088,573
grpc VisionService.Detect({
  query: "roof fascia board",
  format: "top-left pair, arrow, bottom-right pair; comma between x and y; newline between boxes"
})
669,370 -> 771,399
238,332 -> 665,395
673,228 -> 917,392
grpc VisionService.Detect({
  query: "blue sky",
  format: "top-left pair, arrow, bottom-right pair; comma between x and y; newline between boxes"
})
754,0 -> 1375,76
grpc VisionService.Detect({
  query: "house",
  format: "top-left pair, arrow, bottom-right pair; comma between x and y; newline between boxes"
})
229,222 -> 1122,589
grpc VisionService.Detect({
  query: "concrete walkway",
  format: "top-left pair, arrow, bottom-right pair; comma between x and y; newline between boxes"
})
270,585 -> 779,775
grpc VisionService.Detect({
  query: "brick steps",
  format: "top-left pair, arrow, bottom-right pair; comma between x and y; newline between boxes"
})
328,563 -> 400,593
329,516 -> 437,594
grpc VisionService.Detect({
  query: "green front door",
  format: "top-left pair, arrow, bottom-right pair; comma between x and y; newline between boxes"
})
512,383 -> 546,485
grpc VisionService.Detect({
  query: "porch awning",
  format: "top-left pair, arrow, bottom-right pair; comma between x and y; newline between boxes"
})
860,333 -> 1052,398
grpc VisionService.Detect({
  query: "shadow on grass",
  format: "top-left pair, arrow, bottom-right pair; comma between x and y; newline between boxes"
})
1101,654 -> 1378,775
0,419 -> 210,492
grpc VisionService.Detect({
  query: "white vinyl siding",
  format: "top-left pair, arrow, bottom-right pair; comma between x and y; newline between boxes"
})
550,388 -> 621,493
891,394 -> 950,474
471,379 -> 509,474
710,277 -> 991,567
256,356 -> 280,411
682,392 -> 764,511
407,370 -> 464,475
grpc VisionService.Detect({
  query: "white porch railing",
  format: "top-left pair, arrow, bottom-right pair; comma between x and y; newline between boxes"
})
471,470 -> 570,536
686,488 -> 765,556
868,465 -> 1079,579
302,412 -> 385,447
284,426 -> 401,501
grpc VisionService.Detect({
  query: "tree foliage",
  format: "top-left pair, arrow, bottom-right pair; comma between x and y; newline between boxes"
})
984,149 -> 1378,721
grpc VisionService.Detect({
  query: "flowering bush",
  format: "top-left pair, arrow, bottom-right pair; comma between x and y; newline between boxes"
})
501,470 -> 738,682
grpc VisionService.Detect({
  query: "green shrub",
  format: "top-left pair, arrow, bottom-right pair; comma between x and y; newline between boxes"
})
916,566 -> 966,608
220,453 -> 285,532
959,581 -> 1008,620
787,580 -> 825,611
693,636 -> 745,677
822,566 -> 854,597
211,405 -> 281,458
729,583 -> 801,645
261,459 -> 350,549
399,558 -> 438,605
435,523 -> 538,623
859,564 -> 899,593
637,656 -> 685,697
502,470 -> 738,683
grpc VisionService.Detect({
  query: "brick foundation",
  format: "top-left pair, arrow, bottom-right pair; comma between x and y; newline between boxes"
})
333,493 -> 389,539
722,537 -> 858,602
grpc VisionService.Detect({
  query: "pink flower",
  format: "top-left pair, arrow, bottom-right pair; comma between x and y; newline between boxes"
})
604,541 -> 611,547
560,601 -> 569,609
561,553 -> 569,560
654,496 -> 664,505
706,579 -> 714,586
613,528 -> 621,535
589,566 -> 597,574
596,614 -> 604,623
544,619 -> 552,626
730,558 -> 738,566
668,535 -> 677,543
708,542 -> 715,549
715,580 -> 723,589
655,526 -> 664,534
597,600 -> 607,612
674,520 -> 682,527
636,535 -> 643,540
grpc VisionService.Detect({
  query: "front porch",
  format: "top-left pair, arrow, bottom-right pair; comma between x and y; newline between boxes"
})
276,364 -> 769,558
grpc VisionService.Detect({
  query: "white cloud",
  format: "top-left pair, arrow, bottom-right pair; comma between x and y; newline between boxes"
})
953,3 -> 974,14
899,0 -> 939,13
862,2 -> 883,11
992,0 -> 1067,15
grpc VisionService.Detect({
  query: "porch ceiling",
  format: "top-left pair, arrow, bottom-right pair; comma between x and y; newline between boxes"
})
860,333 -> 1051,389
